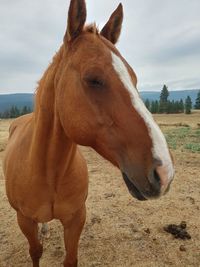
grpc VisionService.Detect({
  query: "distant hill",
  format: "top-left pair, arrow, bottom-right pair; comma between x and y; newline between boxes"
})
0,89 -> 199,112
140,89 -> 199,104
0,93 -> 34,112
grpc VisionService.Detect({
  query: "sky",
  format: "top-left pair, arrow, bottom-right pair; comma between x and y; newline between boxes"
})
0,0 -> 200,94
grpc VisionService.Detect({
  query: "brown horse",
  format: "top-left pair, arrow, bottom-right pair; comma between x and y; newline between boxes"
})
3,0 -> 174,266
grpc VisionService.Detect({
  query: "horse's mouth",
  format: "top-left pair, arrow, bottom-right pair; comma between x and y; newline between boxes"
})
122,172 -> 147,201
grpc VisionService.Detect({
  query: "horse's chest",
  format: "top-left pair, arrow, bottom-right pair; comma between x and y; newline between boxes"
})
13,183 -> 53,222
19,190 -> 86,223
8,164 -> 88,223
20,201 -> 54,223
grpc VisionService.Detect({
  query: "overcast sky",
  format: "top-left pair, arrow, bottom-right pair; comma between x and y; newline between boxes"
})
0,0 -> 200,94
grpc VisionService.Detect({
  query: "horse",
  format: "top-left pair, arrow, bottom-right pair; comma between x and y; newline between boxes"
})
3,0 -> 174,266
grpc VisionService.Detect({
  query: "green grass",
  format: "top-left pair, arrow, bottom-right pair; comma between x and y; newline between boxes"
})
184,143 -> 200,152
164,127 -> 200,153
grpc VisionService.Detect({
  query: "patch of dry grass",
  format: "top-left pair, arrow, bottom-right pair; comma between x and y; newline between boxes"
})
153,110 -> 200,128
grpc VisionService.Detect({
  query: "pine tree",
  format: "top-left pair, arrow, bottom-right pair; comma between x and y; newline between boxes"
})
159,85 -> 169,113
167,100 -> 172,114
175,101 -> 180,113
10,106 -> 16,118
21,106 -> 28,115
194,90 -> 200,109
21,105 -> 32,115
170,100 -> 175,113
185,96 -> 192,114
14,106 -> 20,117
150,101 -> 156,114
7,106 -> 20,118
179,99 -> 184,113
150,100 -> 159,114
154,100 -> 159,113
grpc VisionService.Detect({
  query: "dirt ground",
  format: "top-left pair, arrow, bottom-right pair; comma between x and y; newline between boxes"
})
0,113 -> 200,267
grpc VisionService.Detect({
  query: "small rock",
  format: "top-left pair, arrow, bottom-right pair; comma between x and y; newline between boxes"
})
179,245 -> 186,251
144,228 -> 151,234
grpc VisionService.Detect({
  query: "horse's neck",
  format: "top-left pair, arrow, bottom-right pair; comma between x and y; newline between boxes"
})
30,46 -> 77,180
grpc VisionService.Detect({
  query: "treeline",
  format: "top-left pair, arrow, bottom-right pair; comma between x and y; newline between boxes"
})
0,105 -> 32,118
144,85 -> 200,114
1,87 -> 200,118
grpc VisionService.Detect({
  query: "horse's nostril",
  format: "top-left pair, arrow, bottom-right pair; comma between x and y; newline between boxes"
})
153,169 -> 161,183
145,168 -> 161,198
148,168 -> 161,192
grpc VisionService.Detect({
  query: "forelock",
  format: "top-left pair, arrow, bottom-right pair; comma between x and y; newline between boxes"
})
84,23 -> 99,35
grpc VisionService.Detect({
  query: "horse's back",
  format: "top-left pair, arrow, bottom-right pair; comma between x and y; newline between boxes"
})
5,113 -> 33,164
8,113 -> 33,139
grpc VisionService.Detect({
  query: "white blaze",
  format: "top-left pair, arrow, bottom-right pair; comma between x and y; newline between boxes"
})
111,52 -> 174,190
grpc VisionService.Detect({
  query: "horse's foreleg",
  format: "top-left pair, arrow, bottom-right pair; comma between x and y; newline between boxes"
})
62,205 -> 86,267
17,211 -> 43,267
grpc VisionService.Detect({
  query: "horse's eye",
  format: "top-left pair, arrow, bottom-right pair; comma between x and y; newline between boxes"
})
84,76 -> 105,88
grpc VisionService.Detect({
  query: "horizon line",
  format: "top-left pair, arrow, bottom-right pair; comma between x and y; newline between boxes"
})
0,88 -> 199,96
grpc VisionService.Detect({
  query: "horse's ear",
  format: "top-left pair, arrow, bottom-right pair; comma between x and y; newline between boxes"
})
64,0 -> 86,43
100,3 -> 123,44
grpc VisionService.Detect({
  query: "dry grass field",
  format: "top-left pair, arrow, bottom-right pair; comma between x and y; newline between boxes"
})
0,112 -> 200,267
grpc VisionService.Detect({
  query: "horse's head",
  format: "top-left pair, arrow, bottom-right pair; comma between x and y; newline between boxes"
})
56,0 -> 174,201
